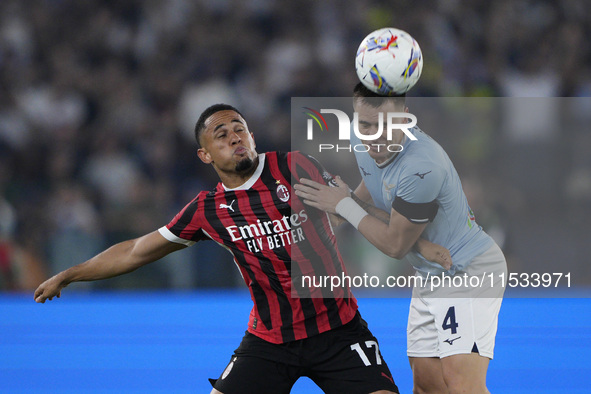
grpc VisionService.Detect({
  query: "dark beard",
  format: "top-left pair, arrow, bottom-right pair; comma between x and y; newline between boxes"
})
235,156 -> 256,173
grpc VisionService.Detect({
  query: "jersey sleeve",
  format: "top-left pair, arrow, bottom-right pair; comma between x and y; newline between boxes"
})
392,162 -> 445,224
159,195 -> 208,246
290,151 -> 337,186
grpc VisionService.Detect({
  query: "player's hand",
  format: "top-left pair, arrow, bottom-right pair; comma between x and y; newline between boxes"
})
294,176 -> 351,214
34,274 -> 67,303
415,240 -> 452,270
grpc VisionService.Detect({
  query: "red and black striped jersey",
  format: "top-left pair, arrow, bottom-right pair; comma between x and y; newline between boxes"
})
159,151 -> 358,344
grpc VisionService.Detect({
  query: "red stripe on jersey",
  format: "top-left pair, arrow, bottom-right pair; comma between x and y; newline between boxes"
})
179,195 -> 203,241
232,187 -> 287,337
197,190 -> 277,337
287,153 -> 356,328
287,152 -> 357,326
166,194 -> 207,243
251,155 -> 324,341
264,152 -> 310,338
163,152 -> 357,344
266,152 -> 335,337
289,152 -> 341,252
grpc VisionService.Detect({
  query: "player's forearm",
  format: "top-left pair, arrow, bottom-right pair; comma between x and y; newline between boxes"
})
328,213 -> 346,227
414,238 -> 436,255
57,239 -> 147,285
350,195 -> 423,258
351,193 -> 390,224
35,231 -> 185,303
357,215 -> 413,259
60,231 -> 182,285
353,180 -> 372,203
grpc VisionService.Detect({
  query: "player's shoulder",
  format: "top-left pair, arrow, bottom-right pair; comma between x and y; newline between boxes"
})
267,151 -> 312,159
291,150 -> 328,170
405,127 -> 444,153
398,132 -> 448,181
402,128 -> 445,162
279,150 -> 321,169
172,189 -> 212,220
282,150 -> 312,161
263,150 -> 290,171
284,150 -> 334,184
399,156 -> 446,182
263,150 -> 296,166
195,189 -> 216,202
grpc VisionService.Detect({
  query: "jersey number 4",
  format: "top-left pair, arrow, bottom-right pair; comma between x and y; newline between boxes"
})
442,306 -> 459,334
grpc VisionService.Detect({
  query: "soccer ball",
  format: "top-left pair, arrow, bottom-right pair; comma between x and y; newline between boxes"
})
355,27 -> 423,96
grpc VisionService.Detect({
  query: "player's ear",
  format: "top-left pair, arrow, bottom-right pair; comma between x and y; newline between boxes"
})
250,132 -> 256,148
197,148 -> 212,164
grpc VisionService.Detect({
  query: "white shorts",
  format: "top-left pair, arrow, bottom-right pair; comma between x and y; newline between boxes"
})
407,243 -> 507,359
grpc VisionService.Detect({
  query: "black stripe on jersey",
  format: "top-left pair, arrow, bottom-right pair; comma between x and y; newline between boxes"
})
301,153 -> 338,187
258,159 -> 315,342
269,153 -> 329,339
292,152 -> 349,330
269,152 -> 327,338
274,151 -> 293,186
203,191 -> 273,332
169,196 -> 206,242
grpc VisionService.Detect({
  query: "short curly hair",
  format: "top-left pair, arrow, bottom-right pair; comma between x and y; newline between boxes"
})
194,104 -> 244,148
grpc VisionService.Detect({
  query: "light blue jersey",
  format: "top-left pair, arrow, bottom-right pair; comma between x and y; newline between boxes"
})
351,127 -> 494,276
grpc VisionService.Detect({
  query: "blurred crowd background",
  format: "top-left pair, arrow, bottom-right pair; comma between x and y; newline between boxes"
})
1,0 -> 590,291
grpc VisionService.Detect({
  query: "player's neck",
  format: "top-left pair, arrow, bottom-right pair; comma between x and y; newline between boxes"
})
217,155 -> 260,189
375,151 -> 399,168
375,133 -> 406,167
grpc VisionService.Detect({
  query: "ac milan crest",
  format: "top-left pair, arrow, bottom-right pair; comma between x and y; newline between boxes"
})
276,183 -> 290,202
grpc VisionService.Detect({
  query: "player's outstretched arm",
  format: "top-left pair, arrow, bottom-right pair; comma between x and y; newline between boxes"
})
296,177 -> 451,269
34,231 -> 186,303
350,188 -> 451,269
354,202 -> 429,260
